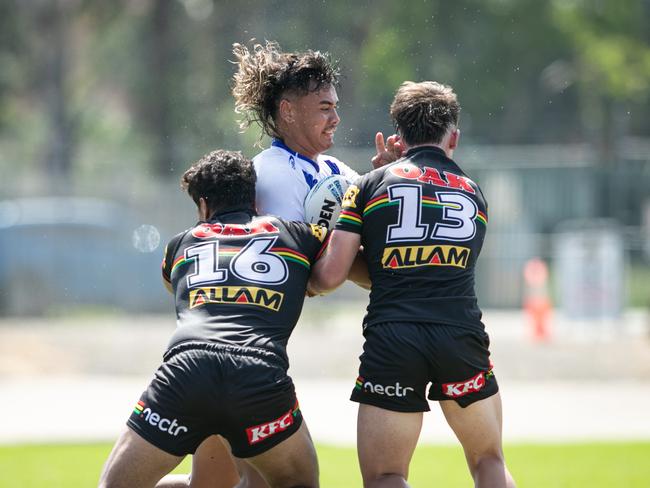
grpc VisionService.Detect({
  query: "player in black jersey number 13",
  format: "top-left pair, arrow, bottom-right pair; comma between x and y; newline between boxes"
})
99,150 -> 329,488
309,82 -> 516,488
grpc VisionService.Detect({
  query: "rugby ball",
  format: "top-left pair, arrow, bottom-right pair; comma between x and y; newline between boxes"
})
303,175 -> 350,229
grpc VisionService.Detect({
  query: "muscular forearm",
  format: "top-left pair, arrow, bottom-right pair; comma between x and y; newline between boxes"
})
308,229 -> 361,295
348,251 -> 370,290
308,255 -> 348,295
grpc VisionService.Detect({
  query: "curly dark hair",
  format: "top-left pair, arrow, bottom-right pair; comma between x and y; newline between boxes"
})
390,81 -> 461,146
231,40 -> 339,142
181,149 -> 256,214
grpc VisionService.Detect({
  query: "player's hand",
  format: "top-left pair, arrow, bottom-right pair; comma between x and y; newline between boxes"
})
371,132 -> 404,168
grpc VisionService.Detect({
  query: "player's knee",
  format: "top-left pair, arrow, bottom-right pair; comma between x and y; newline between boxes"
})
266,480 -> 318,488
469,451 -> 506,476
255,470 -> 317,488
97,473 -> 118,488
283,476 -> 319,488
97,466 -> 113,488
364,472 -> 409,488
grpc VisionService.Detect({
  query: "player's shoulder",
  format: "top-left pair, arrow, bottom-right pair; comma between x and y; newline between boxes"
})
276,217 -> 328,244
271,215 -> 306,232
250,214 -> 282,227
253,145 -> 281,164
317,153 -> 359,179
343,160 -> 400,201
317,153 -> 344,166
163,226 -> 194,256
169,226 -> 194,243
254,146 -> 299,174
381,154 -> 423,177
352,159 -> 392,186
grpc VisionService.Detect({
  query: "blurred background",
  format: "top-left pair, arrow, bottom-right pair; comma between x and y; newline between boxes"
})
1,0 -> 649,454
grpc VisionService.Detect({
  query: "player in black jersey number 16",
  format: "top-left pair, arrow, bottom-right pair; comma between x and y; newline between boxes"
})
99,150 -> 330,488
309,82 -> 516,488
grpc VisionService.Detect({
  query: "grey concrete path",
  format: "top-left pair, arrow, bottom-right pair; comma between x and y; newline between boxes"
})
1,303 -> 649,445
1,376 -> 649,446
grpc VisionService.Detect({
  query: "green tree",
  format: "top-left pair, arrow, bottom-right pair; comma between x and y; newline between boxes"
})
552,0 -> 650,153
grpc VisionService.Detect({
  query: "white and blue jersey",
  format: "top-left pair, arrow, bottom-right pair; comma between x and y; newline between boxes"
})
253,139 -> 359,221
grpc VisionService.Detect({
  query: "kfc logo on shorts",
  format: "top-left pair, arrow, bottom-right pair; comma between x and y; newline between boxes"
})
442,372 -> 486,398
246,407 -> 297,445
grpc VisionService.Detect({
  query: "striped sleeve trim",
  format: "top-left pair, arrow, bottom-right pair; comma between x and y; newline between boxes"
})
338,210 -> 362,226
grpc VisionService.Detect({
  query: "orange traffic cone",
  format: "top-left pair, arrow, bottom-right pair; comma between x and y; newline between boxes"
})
523,258 -> 552,342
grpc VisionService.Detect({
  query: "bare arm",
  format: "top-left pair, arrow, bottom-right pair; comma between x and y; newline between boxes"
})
308,230 -> 361,295
348,250 -> 370,290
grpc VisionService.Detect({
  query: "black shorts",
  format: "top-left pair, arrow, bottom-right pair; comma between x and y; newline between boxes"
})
350,322 -> 498,411
126,342 -> 302,458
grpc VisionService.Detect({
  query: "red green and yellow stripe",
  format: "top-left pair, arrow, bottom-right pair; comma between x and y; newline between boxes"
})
355,376 -> 365,390
363,194 -> 395,216
171,255 -> 194,275
171,249 -> 239,276
338,210 -> 362,226
272,247 -> 310,269
422,196 -> 465,210
362,193 -> 487,226
133,401 -> 145,415
218,247 -> 242,257
421,196 -> 443,208
291,400 -> 301,417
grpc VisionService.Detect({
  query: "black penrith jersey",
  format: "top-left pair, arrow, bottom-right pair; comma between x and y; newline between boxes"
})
336,146 -> 488,330
161,208 -> 327,364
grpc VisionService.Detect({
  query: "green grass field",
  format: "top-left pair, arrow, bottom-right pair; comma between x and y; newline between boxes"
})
1,441 -> 649,487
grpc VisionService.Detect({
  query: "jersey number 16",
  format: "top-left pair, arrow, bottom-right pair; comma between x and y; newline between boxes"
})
184,236 -> 289,287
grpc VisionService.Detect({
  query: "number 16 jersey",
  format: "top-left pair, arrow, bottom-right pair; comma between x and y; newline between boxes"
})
335,146 -> 488,331
161,208 -> 328,364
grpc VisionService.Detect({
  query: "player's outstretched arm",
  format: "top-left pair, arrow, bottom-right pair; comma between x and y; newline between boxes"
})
308,229 -> 361,294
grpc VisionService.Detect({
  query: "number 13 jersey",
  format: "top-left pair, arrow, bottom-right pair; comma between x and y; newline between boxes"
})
335,146 -> 489,331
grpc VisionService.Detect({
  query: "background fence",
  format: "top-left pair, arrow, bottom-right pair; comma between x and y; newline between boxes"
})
1,140 -> 648,316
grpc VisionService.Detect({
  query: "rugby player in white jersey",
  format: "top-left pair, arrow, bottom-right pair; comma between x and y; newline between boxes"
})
156,41 -> 386,488
232,40 -> 358,221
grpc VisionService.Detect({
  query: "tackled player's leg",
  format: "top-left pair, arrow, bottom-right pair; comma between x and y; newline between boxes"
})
155,435 -> 250,488
440,392 -> 515,487
99,427 -> 184,488
356,404 -> 422,488
237,421 -> 319,488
